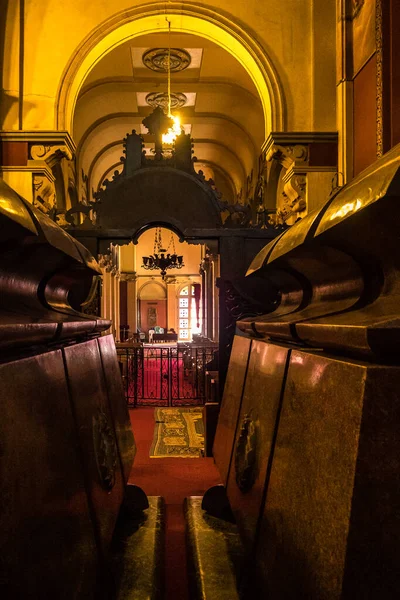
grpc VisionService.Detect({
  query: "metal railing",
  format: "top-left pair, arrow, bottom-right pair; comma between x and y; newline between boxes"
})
117,344 -> 218,407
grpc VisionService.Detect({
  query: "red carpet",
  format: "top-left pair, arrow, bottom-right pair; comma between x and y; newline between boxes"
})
128,408 -> 222,600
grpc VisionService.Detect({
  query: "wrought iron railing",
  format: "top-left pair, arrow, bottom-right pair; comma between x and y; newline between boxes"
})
117,344 -> 218,407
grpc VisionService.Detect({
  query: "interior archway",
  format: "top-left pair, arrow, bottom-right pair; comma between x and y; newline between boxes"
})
116,227 -> 213,343
57,2 -> 285,137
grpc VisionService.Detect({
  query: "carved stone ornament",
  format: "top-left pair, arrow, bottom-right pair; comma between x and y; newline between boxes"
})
282,168 -> 307,216
146,91 -> 187,110
142,48 -> 191,72
234,413 -> 258,493
33,174 -> 56,214
98,253 -> 113,271
92,408 -> 118,492
164,275 -> 178,284
30,144 -> 73,164
266,144 -> 309,169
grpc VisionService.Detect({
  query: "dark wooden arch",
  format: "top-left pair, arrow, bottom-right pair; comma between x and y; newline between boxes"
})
66,126 -> 283,393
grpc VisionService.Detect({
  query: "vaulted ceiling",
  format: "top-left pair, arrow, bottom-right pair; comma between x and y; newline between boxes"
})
73,32 -> 265,204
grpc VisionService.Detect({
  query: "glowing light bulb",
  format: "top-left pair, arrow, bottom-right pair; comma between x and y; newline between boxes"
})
162,114 -> 181,144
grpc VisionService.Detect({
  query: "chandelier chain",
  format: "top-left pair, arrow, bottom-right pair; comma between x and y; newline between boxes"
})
166,18 -> 172,117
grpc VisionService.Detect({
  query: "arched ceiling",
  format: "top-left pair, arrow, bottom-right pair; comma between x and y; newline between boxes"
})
73,32 -> 264,204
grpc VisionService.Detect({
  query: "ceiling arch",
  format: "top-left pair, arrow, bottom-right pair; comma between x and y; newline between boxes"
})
57,2 -> 285,136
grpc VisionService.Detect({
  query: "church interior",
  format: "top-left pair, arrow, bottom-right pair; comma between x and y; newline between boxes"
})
1,1 -> 400,598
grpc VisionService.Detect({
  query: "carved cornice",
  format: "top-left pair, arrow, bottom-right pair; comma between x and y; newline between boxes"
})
0,164 -> 54,178
120,272 -> 138,282
262,131 -> 338,156
0,131 -> 76,157
30,144 -> 73,164
266,143 -> 309,169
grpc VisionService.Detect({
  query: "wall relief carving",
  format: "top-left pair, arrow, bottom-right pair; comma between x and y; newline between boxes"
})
235,413 -> 258,493
33,174 -> 56,214
92,408 -> 118,492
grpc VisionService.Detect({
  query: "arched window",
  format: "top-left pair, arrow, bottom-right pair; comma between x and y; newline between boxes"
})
178,284 -> 202,340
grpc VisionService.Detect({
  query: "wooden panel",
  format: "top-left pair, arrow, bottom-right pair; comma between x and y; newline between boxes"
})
226,340 -> 289,552
97,334 -> 136,482
0,350 -> 98,599
63,339 -> 125,555
0,141 -> 28,166
213,335 -> 251,485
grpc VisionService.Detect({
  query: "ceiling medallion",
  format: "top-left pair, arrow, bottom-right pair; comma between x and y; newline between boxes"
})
142,48 -> 191,72
146,91 -> 187,111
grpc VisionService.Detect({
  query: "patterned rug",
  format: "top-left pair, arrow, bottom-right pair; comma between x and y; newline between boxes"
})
150,407 -> 204,458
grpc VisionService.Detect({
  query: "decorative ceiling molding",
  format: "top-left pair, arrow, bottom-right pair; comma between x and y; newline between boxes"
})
142,47 -> 191,72
145,91 -> 188,110
76,112 -> 257,158
78,78 -> 260,104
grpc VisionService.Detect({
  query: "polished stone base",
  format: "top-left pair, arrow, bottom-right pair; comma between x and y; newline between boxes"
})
185,496 -> 244,600
112,496 -> 165,600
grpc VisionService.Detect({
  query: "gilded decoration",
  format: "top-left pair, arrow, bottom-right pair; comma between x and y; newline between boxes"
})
142,48 -> 191,72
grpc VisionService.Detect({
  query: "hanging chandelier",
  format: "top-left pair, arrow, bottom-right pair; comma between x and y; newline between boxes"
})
162,18 -> 181,145
142,227 -> 184,279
